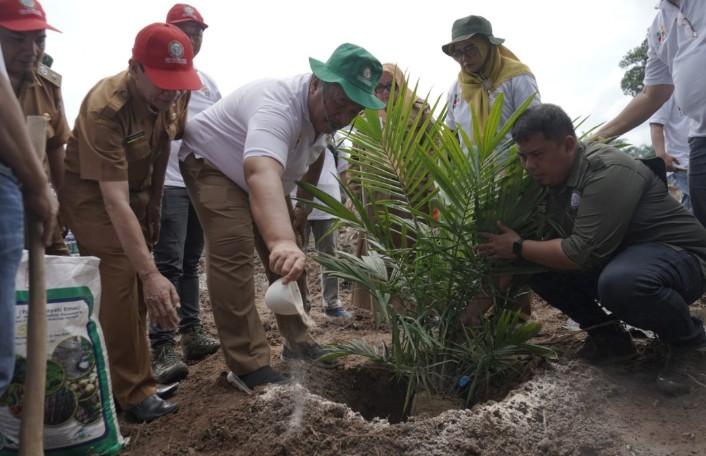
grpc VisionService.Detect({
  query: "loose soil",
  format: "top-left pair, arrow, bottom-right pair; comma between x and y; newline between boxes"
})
118,229 -> 706,456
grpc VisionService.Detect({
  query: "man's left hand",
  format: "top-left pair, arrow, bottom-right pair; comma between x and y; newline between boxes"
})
146,198 -> 162,245
477,220 -> 519,261
291,205 -> 309,242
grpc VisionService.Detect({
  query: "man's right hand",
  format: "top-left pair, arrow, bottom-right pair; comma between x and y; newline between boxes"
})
24,186 -> 58,247
141,271 -> 180,330
269,240 -> 306,284
660,153 -> 680,173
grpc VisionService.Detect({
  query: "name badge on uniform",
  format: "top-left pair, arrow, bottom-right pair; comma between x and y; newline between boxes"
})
126,130 -> 145,144
570,191 -> 581,210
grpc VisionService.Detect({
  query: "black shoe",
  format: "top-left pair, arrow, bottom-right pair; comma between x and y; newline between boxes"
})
124,395 -> 179,423
156,382 -> 179,400
226,366 -> 287,395
578,325 -> 638,364
281,344 -> 340,369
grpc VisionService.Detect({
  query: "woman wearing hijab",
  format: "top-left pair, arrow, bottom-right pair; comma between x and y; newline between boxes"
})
443,15 -> 540,148
442,16 -> 538,323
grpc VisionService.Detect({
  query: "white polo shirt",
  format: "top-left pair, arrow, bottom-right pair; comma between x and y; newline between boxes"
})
648,95 -> 690,171
164,68 -> 222,187
291,135 -> 350,221
445,73 -> 540,150
644,0 -> 706,137
180,73 -> 325,195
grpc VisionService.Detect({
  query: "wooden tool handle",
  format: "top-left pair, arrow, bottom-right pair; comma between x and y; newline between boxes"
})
19,115 -> 48,456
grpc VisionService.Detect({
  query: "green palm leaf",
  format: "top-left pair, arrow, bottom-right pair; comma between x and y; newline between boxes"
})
302,73 -> 554,408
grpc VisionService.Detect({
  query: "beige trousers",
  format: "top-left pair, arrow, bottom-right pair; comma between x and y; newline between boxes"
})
59,173 -> 155,410
180,154 -> 315,376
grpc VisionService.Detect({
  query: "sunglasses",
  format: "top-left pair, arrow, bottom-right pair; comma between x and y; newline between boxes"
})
375,82 -> 394,94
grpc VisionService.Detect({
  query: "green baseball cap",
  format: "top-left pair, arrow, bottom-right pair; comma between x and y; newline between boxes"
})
442,15 -> 505,55
309,43 -> 385,110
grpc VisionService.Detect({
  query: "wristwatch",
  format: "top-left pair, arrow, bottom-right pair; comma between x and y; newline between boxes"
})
295,200 -> 313,215
512,237 -> 524,258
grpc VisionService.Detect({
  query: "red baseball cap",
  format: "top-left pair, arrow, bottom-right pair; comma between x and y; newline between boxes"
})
132,23 -> 201,91
0,0 -> 60,32
166,4 -> 208,29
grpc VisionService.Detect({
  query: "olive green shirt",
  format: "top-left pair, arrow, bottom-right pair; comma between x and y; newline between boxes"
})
546,141 -> 706,276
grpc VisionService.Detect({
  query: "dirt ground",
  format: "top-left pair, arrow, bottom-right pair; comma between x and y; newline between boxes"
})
117,229 -> 706,456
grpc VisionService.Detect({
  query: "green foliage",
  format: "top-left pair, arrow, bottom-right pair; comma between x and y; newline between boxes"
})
619,38 -> 648,97
300,77 -> 556,409
618,142 -> 656,159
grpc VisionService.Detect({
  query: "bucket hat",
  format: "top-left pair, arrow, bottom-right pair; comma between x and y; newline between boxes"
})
442,15 -> 504,55
0,0 -> 60,32
309,43 -> 385,110
132,23 -> 201,91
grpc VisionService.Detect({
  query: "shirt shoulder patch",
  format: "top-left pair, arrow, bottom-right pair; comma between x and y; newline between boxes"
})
99,90 -> 129,120
36,64 -> 62,88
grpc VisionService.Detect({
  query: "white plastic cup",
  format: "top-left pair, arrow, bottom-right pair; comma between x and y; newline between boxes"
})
265,278 -> 305,316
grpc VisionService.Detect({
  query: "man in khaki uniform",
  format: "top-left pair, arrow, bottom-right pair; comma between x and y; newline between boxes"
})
59,23 -> 200,423
0,0 -> 70,255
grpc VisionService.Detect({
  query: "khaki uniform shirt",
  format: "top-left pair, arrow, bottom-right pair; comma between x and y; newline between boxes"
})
545,141 -> 706,275
17,63 -> 71,176
62,70 -> 189,237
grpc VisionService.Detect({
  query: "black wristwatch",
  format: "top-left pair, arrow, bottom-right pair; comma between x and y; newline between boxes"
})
512,238 -> 524,258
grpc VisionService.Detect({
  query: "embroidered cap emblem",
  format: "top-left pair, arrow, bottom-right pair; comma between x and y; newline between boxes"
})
362,67 -> 371,81
168,40 -> 184,58
357,66 -> 373,87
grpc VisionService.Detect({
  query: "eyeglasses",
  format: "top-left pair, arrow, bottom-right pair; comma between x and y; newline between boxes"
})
449,44 -> 478,61
678,11 -> 698,38
375,82 -> 394,94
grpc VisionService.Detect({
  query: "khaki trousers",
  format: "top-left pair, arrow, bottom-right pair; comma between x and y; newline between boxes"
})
180,154 -> 315,376
58,174 -> 155,410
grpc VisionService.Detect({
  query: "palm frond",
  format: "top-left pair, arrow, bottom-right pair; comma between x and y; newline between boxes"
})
302,74 -> 557,409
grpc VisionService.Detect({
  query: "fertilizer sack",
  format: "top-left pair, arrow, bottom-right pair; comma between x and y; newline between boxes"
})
0,253 -> 123,455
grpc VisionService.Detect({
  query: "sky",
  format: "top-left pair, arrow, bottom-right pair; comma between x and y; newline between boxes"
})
41,0 -> 658,146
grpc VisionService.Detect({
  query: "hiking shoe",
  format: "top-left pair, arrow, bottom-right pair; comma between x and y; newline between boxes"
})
180,326 -> 220,361
577,325 -> 638,364
151,343 -> 188,384
324,307 -> 352,318
281,344 -> 340,369
656,343 -> 706,397
226,366 -> 287,395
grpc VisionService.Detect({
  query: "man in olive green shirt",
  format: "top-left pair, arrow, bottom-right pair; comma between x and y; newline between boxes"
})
478,104 -> 706,380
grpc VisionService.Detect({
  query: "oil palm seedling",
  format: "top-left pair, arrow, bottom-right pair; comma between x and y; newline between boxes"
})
299,77 -> 556,411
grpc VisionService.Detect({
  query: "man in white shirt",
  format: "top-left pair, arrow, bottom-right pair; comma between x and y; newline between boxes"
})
649,96 -> 691,212
297,133 -> 352,318
149,2 -> 221,385
179,43 -> 384,392
598,1 -> 706,226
